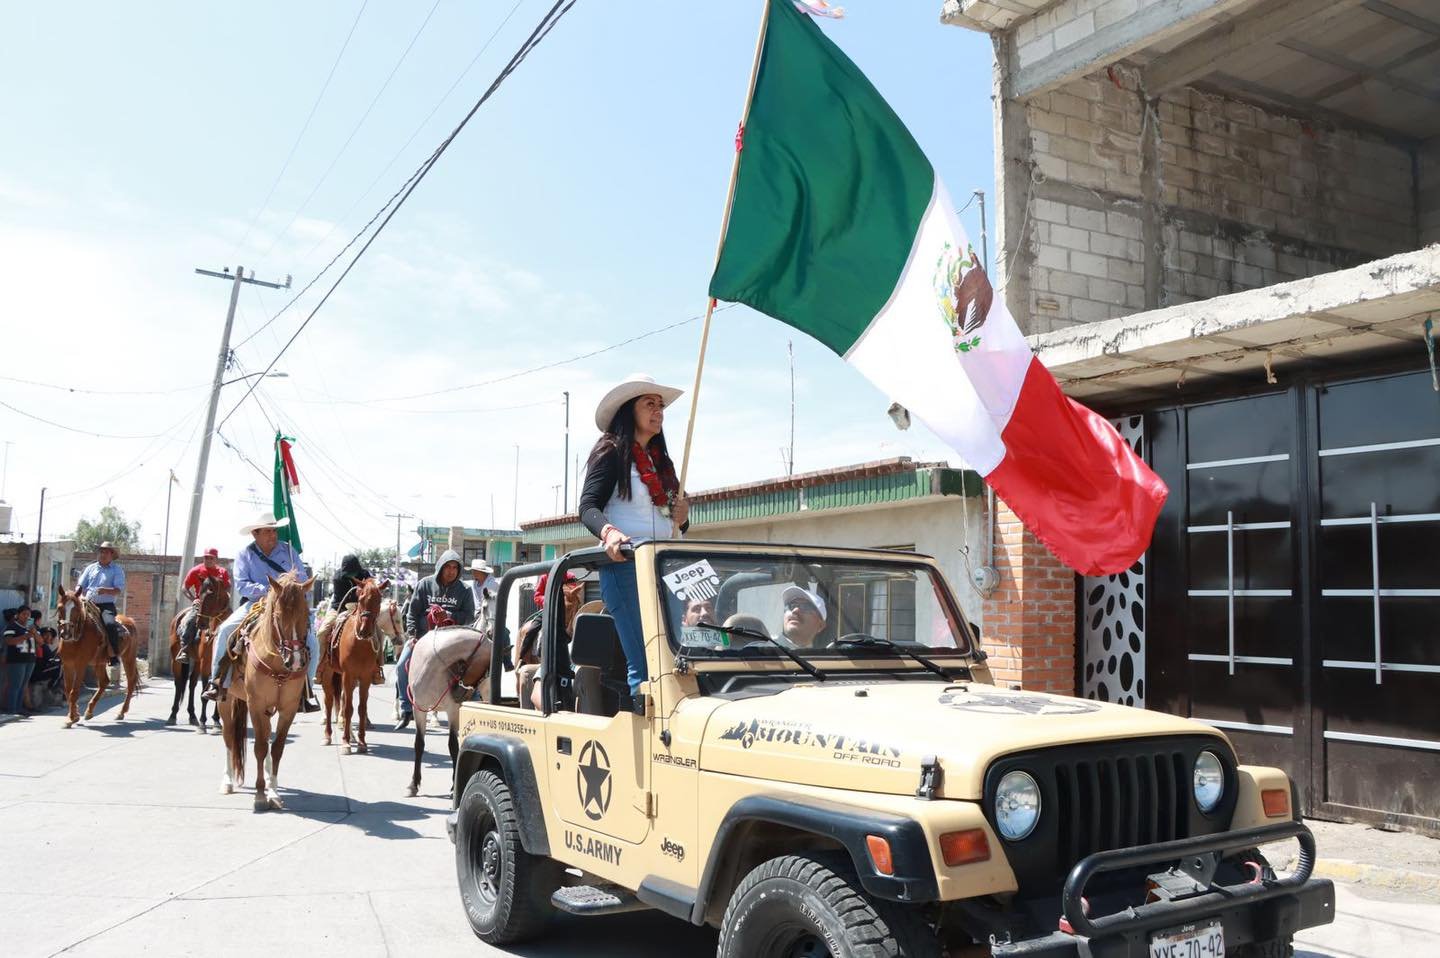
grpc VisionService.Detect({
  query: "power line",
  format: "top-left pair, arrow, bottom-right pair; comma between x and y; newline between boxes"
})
362,304 -> 730,404
219,0 -> 581,432
231,0 -> 371,259
0,397 -> 194,440
0,374 -> 209,397
298,0 -> 531,266
257,0 -> 444,262
47,405 -> 206,501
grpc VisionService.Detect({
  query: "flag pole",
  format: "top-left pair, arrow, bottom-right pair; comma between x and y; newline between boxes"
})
677,0 -> 771,492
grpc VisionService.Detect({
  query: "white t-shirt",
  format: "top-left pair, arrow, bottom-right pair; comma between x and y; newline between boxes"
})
605,465 -> 676,541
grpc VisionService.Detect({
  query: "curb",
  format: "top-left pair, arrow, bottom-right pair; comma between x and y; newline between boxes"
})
1265,846 -> 1440,898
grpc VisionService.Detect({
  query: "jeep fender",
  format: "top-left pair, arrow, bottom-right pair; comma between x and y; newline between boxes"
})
452,734 -> 549,856
691,794 -> 939,925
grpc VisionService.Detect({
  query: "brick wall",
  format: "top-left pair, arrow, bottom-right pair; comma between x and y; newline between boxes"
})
1013,65 -> 1423,333
983,501 -> 1077,693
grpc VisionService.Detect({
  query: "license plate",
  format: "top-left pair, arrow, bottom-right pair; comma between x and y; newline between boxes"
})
1148,919 -> 1224,958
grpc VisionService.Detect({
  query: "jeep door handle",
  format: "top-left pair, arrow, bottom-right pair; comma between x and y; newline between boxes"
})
557,736 -> 572,755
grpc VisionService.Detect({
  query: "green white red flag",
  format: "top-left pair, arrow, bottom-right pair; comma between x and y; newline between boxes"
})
708,0 -> 1166,575
272,432 -> 303,555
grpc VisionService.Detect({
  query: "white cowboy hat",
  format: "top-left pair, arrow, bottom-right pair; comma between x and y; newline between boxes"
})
97,541 -> 119,552
470,559 -> 495,575
594,373 -> 684,432
238,511 -> 292,535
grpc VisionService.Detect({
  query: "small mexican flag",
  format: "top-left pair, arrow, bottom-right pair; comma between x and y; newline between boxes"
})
272,432 -> 303,555
709,0 -> 1166,575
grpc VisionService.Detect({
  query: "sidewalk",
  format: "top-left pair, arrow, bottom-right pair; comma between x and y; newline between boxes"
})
1264,817 -> 1440,901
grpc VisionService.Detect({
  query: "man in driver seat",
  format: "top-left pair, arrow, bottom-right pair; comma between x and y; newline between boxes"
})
779,585 -> 827,648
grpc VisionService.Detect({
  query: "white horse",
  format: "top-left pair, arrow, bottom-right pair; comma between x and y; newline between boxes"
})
402,626 -> 492,797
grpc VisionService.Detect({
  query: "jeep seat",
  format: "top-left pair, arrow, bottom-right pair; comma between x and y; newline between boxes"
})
570,612 -> 628,716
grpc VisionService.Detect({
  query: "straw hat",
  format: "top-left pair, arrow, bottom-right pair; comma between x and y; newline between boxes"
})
238,511 -> 292,535
470,559 -> 495,575
594,373 -> 684,432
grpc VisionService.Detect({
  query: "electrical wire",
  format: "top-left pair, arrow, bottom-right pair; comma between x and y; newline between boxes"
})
231,0 -> 371,260
298,0 -> 531,266
256,0 -> 444,263
47,405 -> 206,501
0,398 -> 194,440
359,304 -> 727,405
0,374 -> 209,396
218,0 -> 582,431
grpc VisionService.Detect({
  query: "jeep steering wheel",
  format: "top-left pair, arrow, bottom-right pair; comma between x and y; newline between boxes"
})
829,632 -> 883,648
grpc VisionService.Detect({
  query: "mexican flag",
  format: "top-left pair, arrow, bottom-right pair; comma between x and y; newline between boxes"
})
272,432 -> 303,554
708,0 -> 1166,575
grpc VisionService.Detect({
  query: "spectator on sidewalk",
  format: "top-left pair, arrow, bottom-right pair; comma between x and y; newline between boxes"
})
2,605 -> 39,715
30,627 -> 62,701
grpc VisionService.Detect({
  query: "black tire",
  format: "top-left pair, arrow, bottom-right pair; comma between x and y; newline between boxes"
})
455,769 -> 558,945
717,852 -> 939,958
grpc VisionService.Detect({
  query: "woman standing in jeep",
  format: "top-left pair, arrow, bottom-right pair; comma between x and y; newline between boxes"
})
579,373 -> 689,695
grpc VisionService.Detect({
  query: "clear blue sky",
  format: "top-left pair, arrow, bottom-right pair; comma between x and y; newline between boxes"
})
0,0 -> 995,564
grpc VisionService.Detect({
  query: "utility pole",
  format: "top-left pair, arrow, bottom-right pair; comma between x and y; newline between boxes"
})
562,391 -> 570,513
162,470 -> 179,557
385,512 -> 413,603
27,487 -> 45,603
787,340 -> 796,476
176,265 -> 291,598
512,444 -> 520,528
1,440 -> 12,500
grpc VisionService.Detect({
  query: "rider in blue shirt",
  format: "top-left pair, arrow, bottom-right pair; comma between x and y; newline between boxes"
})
203,512 -> 319,712
76,542 -> 127,665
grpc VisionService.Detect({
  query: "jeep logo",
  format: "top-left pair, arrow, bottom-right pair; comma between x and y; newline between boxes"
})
661,837 -> 686,862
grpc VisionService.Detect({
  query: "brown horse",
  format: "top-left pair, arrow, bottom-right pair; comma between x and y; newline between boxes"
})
329,578 -> 389,754
216,572 -> 312,812
53,586 -> 141,728
167,575 -> 231,730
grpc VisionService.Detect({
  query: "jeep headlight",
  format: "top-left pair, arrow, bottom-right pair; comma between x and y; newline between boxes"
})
994,770 -> 1041,841
1193,751 -> 1224,813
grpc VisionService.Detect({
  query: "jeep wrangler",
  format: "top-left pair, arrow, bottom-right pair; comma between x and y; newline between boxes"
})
448,541 -> 1334,957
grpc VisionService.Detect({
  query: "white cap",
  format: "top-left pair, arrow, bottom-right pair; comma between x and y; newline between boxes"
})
781,585 -> 827,622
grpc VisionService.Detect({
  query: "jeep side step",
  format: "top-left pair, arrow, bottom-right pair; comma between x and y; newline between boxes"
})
551,884 -> 651,916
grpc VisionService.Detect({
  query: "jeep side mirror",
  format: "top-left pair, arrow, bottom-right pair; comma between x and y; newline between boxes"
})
571,613 -> 619,669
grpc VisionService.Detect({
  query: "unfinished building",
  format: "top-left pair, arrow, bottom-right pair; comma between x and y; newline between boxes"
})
944,0 -> 1440,831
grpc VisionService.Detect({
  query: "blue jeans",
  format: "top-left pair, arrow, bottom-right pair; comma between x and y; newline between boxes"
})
212,603 -> 319,684
600,561 -> 647,694
3,661 -> 35,712
395,639 -> 415,714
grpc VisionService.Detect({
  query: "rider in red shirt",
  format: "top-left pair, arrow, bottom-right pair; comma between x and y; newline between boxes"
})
177,549 -> 232,665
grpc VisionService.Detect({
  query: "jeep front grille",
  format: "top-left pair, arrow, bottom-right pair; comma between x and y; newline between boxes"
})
1052,751 -> 1187,863
983,737 -> 1237,894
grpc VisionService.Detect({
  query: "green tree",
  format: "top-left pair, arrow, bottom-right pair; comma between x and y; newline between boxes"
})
355,547 -> 397,571
72,505 -> 142,553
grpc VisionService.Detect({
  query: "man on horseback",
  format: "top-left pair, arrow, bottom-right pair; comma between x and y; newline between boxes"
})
176,548 -> 231,666
203,512 -> 320,712
394,549 -> 473,730
317,554 -> 385,686
75,542 -> 127,666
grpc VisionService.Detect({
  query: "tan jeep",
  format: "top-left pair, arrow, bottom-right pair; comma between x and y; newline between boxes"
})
448,541 -> 1334,957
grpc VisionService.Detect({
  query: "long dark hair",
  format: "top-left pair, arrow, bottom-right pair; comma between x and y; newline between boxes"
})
586,397 -> 678,501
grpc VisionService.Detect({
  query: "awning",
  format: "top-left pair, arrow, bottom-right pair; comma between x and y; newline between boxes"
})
1031,246 -> 1440,408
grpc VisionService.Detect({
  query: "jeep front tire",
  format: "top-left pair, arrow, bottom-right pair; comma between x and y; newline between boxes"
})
455,769 -> 558,945
717,852 -> 939,958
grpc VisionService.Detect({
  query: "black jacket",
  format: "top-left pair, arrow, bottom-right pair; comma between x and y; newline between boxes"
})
578,451 -> 689,539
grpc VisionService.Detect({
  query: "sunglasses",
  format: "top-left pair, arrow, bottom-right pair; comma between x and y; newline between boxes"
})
784,599 -> 817,614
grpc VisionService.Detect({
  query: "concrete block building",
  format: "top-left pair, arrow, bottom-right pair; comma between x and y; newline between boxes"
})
944,0 -> 1440,830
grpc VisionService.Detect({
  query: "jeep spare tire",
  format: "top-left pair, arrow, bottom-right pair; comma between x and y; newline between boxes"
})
718,853 -> 939,958
455,769 -> 558,945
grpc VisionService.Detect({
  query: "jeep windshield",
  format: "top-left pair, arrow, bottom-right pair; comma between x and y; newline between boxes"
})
656,550 -> 975,665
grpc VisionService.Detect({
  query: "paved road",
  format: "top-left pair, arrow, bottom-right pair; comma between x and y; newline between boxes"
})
2,675 -> 1435,957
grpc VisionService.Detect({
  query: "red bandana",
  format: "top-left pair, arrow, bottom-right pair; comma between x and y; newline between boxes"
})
632,442 -> 673,508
